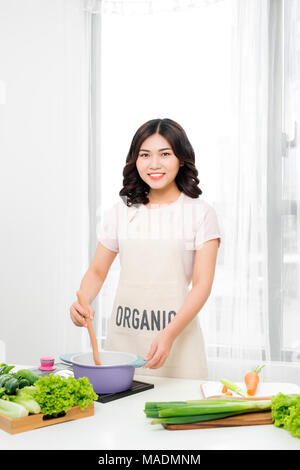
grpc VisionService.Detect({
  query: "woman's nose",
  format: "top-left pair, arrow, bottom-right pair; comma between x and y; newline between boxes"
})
149,155 -> 162,169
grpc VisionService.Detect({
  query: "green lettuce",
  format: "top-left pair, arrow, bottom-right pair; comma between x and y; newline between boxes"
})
16,385 -> 37,399
32,374 -> 98,417
271,392 -> 300,438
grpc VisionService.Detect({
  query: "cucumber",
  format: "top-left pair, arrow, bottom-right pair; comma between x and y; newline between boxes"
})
15,369 -> 38,385
4,377 -> 19,395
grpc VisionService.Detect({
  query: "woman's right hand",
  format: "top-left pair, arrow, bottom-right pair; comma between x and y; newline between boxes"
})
70,301 -> 95,327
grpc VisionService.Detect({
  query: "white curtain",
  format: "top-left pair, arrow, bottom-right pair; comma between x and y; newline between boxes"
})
85,0 -> 300,381
83,0 -> 224,15
282,0 -> 300,361
203,0 -> 271,371
0,0 -> 91,364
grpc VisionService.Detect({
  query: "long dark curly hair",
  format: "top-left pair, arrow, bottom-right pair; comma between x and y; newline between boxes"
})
119,118 -> 202,207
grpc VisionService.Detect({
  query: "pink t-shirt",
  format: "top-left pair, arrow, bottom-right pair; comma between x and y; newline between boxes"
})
97,191 -> 221,285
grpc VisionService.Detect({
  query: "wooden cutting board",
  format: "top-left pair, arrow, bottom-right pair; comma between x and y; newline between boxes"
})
162,411 -> 273,430
0,403 -> 94,434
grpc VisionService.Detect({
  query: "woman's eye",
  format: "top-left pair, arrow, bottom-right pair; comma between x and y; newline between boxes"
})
139,152 -> 170,157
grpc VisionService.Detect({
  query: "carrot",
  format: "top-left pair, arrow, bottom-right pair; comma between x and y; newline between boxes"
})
244,365 -> 265,396
221,383 -> 232,395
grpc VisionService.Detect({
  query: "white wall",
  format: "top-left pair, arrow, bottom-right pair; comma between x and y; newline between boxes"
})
0,0 -> 89,365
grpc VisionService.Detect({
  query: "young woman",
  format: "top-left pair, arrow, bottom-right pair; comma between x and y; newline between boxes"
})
70,118 -> 221,379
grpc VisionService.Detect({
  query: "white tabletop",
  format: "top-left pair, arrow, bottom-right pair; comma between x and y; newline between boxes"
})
1,373 -> 300,450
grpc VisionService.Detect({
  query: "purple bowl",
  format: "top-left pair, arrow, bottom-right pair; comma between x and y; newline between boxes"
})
71,351 -> 147,394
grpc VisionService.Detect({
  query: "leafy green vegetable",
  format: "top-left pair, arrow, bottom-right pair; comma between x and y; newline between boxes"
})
0,398 -> 28,418
0,365 -> 7,375
32,374 -> 98,417
17,385 -> 36,398
0,374 -> 16,388
286,399 -> 300,439
271,393 -> 297,427
15,369 -> 38,385
4,377 -> 19,395
8,392 -> 41,414
18,378 -> 31,389
2,365 -> 15,374
271,393 -> 300,438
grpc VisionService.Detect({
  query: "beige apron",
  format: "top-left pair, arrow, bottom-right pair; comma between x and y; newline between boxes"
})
104,201 -> 208,380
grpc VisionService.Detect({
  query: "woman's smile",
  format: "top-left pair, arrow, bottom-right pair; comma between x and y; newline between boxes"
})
148,172 -> 165,180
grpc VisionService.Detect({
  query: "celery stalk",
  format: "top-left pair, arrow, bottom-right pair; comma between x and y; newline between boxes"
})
220,378 -> 248,397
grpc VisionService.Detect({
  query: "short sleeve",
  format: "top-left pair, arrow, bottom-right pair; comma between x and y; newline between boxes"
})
195,203 -> 221,249
96,203 -> 119,253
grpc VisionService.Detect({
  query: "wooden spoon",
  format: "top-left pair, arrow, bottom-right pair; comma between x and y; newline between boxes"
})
76,290 -> 101,365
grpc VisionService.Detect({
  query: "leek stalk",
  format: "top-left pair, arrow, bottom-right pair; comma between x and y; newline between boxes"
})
144,398 -> 271,424
157,400 -> 271,418
151,410 -> 251,425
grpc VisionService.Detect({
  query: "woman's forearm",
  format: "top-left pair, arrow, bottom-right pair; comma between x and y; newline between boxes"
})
79,268 -> 105,305
164,282 -> 212,340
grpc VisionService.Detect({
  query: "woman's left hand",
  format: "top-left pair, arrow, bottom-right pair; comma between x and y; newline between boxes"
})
143,330 -> 175,369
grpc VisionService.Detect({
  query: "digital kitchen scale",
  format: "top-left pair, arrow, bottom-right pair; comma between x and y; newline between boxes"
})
29,362 -> 154,403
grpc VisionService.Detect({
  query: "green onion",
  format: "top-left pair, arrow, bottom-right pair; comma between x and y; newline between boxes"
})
144,398 -> 271,424
158,400 -> 270,418
186,398 -> 250,404
151,410 -> 250,425
144,401 -> 242,418
144,401 -> 186,410
144,399 -> 235,418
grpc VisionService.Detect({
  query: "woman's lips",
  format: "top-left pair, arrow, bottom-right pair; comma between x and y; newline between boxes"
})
148,173 -> 165,180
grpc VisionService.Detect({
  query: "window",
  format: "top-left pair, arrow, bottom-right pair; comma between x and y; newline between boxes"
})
89,0 -> 300,365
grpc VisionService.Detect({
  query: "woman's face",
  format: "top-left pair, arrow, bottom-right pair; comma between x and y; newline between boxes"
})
136,134 -> 181,190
